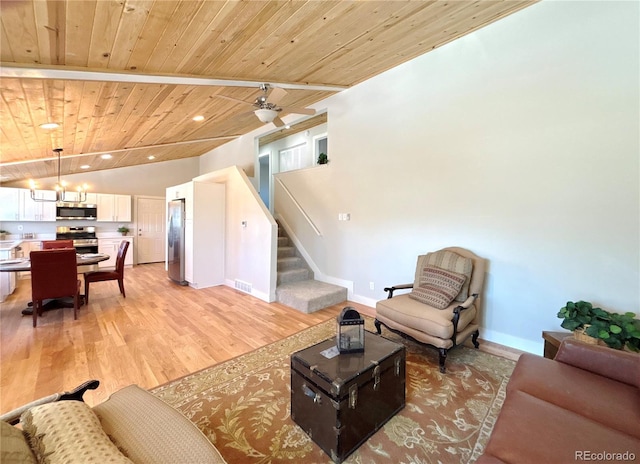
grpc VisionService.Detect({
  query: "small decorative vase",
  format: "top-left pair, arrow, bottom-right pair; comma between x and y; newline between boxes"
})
573,325 -> 599,345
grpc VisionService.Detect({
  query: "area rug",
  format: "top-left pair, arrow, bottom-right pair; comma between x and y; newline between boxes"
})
151,317 -> 515,464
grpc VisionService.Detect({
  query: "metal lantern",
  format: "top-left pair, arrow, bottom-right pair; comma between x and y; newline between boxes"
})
336,307 -> 365,353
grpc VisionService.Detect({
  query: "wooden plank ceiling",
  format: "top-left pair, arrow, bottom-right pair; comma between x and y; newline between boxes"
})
0,0 -> 536,185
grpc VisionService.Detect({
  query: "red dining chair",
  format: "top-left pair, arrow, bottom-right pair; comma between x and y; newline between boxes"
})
84,241 -> 130,304
42,240 -> 74,249
30,249 -> 81,327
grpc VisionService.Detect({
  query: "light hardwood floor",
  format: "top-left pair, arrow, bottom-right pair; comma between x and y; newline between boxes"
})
0,263 -> 374,414
0,263 -> 521,416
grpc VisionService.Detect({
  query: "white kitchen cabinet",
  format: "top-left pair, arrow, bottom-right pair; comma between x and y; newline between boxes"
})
0,188 -> 55,221
0,244 -> 18,302
165,181 -> 224,289
84,193 -> 98,205
0,188 -> 20,221
19,190 -> 57,221
98,237 -> 134,268
96,194 -> 132,222
64,191 -> 96,204
166,182 -> 193,219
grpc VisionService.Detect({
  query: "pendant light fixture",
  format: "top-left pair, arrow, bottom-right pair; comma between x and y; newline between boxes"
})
29,148 -> 88,203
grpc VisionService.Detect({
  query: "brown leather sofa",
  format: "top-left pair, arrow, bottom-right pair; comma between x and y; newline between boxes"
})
478,339 -> 640,464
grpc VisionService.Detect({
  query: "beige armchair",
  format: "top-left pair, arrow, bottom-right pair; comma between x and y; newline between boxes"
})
375,247 -> 487,373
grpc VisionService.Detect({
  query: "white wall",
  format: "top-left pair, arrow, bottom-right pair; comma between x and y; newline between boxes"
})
7,157 -> 200,197
195,166 -> 277,301
198,1 -> 640,353
199,135 -> 258,180
258,123 -> 328,210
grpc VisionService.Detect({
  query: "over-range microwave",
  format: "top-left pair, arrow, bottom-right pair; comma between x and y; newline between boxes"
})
56,203 -> 97,221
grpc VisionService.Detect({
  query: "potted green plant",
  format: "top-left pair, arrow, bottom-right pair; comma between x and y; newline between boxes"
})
317,152 -> 328,165
0,230 -> 8,240
557,301 -> 597,331
585,310 -> 640,352
557,301 -> 640,352
117,226 -> 130,236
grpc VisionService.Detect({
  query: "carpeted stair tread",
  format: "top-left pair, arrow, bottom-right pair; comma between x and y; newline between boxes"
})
277,268 -> 312,285
277,256 -> 305,271
276,280 -> 347,314
277,246 -> 295,258
275,221 -> 346,313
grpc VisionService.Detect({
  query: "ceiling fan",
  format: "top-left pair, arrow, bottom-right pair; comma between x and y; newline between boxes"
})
216,84 -> 316,127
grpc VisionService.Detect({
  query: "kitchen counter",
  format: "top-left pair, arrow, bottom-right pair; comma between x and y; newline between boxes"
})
96,233 -> 130,239
0,235 -> 56,246
0,240 -> 23,251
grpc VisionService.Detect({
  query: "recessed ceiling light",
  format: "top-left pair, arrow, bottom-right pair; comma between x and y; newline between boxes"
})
101,154 -> 112,159
148,155 -> 155,160
80,165 -> 90,169
192,115 -> 205,121
39,122 -> 59,130
285,125 -> 291,129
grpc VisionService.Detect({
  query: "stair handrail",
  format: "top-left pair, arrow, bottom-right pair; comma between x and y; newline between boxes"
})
275,177 -> 321,237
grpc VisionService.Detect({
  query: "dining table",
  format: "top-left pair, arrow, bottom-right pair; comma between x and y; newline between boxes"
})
0,253 -> 110,315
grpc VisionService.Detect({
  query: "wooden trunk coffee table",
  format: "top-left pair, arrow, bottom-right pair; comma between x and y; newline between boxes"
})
290,331 -> 406,463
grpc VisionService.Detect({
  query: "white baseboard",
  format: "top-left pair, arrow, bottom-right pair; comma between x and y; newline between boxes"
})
224,279 -> 273,303
348,292 -> 542,355
349,293 -> 378,308
478,327 -> 542,355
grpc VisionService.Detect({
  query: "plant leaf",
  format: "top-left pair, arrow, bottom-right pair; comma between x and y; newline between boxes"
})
609,325 -> 622,334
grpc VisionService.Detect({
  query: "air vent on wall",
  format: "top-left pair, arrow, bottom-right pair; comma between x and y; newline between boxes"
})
234,280 -> 252,294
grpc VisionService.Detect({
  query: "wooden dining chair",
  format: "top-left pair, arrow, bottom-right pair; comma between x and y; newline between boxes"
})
84,241 -> 129,304
42,240 -> 74,249
30,249 -> 81,327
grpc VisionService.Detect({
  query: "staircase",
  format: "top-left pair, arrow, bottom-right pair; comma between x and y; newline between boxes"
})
275,225 -> 348,313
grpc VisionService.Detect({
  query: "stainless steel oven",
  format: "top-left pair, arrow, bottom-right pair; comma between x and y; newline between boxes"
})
56,226 -> 98,253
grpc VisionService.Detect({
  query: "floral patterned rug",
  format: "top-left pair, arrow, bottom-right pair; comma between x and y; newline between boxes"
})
151,318 -> 515,464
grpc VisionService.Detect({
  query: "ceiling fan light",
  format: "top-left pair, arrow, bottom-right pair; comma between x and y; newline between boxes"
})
254,108 -> 278,123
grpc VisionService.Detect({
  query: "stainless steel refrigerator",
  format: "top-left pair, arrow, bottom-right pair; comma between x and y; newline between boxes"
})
167,199 -> 188,285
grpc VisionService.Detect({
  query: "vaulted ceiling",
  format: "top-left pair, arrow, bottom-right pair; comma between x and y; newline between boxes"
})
0,0 -> 535,185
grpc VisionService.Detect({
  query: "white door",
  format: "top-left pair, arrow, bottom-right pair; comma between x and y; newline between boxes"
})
136,197 -> 166,264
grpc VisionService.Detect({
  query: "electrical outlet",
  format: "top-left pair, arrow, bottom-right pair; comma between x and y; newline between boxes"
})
369,281 -> 375,290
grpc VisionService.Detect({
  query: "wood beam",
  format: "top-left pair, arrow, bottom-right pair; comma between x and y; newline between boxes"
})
0,63 -> 348,92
